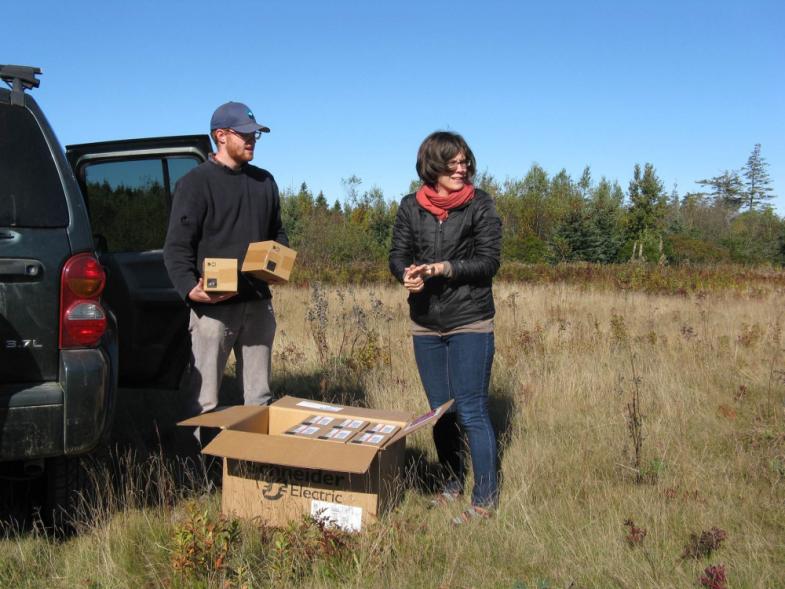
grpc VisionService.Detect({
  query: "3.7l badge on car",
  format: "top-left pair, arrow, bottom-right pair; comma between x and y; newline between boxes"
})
4,339 -> 43,349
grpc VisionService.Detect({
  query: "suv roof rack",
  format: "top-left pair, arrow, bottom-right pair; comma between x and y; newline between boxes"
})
0,65 -> 42,106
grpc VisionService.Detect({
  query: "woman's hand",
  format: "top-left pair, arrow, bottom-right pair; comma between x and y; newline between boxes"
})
423,262 -> 446,278
403,264 -> 428,293
403,262 -> 447,292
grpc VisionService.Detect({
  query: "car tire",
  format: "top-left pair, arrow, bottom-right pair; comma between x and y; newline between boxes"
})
43,454 -> 91,534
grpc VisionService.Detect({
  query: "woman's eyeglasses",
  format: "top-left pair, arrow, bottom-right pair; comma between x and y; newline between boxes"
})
447,159 -> 470,171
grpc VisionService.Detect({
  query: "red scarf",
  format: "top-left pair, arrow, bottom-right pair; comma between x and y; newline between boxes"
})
416,183 -> 475,221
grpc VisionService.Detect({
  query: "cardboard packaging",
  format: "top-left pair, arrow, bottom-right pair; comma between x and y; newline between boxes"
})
179,395 -> 453,532
241,241 -> 297,284
203,258 -> 238,293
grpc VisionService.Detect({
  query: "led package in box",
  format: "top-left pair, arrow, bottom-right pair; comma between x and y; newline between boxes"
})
203,258 -> 237,293
241,241 -> 297,284
334,418 -> 368,430
318,428 -> 357,442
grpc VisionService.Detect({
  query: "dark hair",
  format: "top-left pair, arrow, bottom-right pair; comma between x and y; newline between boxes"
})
415,131 -> 476,187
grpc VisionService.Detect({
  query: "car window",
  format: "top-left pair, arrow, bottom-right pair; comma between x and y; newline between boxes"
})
169,156 -> 199,187
0,103 -> 68,228
83,156 -> 199,252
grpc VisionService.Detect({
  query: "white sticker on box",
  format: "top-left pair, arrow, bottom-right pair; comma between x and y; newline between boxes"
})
337,418 -> 366,428
303,426 -> 320,435
317,416 -> 335,426
370,423 -> 394,434
297,400 -> 343,412
311,500 -> 363,532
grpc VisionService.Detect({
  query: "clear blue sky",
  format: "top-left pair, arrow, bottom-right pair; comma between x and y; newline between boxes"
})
5,0 -> 784,210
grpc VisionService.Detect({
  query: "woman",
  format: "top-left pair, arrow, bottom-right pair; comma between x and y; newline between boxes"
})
389,131 -> 502,522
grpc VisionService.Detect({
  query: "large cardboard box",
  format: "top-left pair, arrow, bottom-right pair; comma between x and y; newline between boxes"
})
241,241 -> 297,284
179,396 -> 452,531
203,258 -> 238,293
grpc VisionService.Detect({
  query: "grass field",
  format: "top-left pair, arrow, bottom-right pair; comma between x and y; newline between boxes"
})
2,278 -> 784,588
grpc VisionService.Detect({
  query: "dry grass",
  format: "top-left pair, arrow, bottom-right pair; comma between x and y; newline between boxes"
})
2,281 -> 785,588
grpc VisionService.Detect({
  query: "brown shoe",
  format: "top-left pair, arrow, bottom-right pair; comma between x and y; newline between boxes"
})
451,505 -> 493,525
428,490 -> 461,509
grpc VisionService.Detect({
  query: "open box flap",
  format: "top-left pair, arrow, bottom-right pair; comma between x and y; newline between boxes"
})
202,430 -> 379,474
381,399 -> 454,449
178,405 -> 268,429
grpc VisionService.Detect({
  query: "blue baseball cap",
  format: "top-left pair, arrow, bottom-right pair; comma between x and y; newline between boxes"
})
210,101 -> 270,133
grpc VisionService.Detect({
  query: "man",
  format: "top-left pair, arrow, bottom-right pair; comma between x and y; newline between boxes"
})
164,101 -> 288,424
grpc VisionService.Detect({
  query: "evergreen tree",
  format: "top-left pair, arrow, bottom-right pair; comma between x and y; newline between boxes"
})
520,164 -> 552,240
666,185 -> 682,234
741,144 -> 775,210
578,165 -> 592,200
280,183 -> 315,246
315,190 -> 328,211
625,163 -> 667,261
587,178 -> 624,262
626,163 -> 666,241
696,170 -> 744,209
552,203 -> 587,262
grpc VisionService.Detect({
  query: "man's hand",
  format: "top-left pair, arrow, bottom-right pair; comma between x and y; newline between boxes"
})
188,278 -> 237,304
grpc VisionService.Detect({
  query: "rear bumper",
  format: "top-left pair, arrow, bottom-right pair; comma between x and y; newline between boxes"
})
0,342 -> 117,462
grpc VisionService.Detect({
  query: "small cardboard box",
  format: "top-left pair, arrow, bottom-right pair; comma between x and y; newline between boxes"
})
241,241 -> 297,284
179,396 -> 452,531
203,258 -> 238,293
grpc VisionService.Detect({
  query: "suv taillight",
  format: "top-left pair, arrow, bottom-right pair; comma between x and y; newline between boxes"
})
59,253 -> 107,348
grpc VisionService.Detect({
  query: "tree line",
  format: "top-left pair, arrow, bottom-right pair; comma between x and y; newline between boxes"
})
281,144 -> 782,271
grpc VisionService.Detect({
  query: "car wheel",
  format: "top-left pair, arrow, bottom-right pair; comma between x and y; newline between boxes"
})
43,454 -> 91,534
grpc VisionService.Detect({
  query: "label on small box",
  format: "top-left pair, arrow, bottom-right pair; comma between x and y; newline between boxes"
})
303,414 -> 337,427
335,418 -> 368,430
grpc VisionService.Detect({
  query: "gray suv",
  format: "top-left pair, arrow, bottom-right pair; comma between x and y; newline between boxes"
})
0,65 -> 211,524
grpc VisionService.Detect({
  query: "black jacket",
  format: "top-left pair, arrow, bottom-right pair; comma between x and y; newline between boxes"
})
163,159 -> 288,310
389,189 -> 502,331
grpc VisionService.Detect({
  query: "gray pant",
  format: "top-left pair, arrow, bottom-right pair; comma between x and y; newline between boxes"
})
185,299 -> 276,417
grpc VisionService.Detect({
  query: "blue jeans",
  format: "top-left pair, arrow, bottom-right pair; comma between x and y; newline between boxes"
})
413,332 -> 498,507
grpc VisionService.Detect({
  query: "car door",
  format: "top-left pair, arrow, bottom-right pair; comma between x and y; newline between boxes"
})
66,135 -> 212,388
